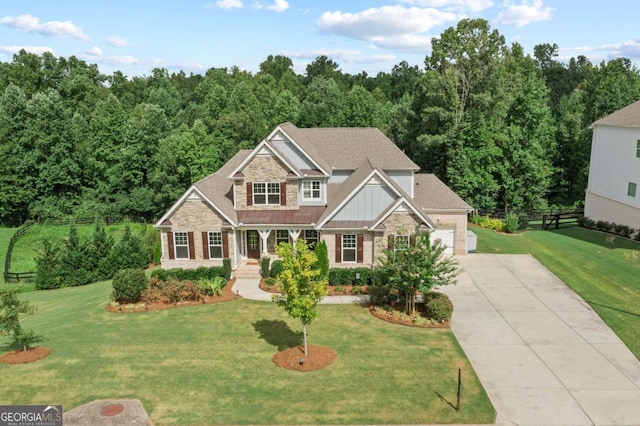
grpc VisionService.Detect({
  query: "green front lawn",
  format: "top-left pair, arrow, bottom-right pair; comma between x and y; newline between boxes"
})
473,225 -> 640,358
1,281 -> 494,425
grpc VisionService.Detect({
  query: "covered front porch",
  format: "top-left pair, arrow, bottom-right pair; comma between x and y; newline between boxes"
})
236,228 -> 319,260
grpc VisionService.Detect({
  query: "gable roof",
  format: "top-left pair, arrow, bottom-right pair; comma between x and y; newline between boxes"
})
279,122 -> 419,171
227,139 -> 301,179
413,174 -> 473,211
155,149 -> 252,227
591,99 -> 640,128
317,158 -> 434,229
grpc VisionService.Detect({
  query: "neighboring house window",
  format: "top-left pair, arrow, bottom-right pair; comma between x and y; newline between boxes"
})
302,180 -> 321,200
209,232 -> 223,259
304,230 -> 318,246
253,182 -> 280,205
342,234 -> 357,262
629,182 -> 637,197
174,232 -> 189,259
276,230 -> 289,245
637,140 -> 640,158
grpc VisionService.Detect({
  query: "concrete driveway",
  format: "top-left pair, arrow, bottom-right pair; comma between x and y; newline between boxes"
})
438,254 -> 640,426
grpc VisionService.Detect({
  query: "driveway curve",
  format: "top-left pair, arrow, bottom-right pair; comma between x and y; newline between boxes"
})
439,254 -> 640,426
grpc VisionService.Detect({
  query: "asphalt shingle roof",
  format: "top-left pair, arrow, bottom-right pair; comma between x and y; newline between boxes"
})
413,174 -> 472,211
591,99 -> 640,128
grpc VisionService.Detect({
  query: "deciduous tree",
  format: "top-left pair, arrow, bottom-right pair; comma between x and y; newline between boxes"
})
273,239 -> 328,355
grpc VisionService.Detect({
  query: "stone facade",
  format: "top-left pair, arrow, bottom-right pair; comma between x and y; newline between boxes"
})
234,155 -> 299,210
161,198 -> 234,269
425,211 -> 468,255
323,231 -> 375,268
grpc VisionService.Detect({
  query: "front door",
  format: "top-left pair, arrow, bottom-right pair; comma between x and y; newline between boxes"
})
247,230 -> 261,259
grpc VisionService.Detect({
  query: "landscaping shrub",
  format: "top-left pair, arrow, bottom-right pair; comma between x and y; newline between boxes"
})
196,276 -> 227,296
111,268 -> 148,304
270,260 -> 284,278
504,212 -> 519,233
424,292 -> 453,322
181,281 -> 204,302
223,258 -> 232,279
150,267 -> 226,281
111,223 -> 150,271
328,267 -> 374,285
261,257 -> 270,278
369,286 -> 394,306
34,239 -> 61,290
313,240 -> 329,280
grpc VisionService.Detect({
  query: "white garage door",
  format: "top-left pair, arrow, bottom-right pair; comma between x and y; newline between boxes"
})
431,228 -> 455,255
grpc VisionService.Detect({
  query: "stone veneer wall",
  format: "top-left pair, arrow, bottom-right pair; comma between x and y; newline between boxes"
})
424,211 -> 468,255
323,231 -> 375,268
234,155 -> 299,210
161,199 -> 235,269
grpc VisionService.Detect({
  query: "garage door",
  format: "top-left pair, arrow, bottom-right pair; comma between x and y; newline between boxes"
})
431,228 -> 455,255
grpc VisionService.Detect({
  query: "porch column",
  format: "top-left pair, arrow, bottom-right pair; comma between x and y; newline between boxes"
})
288,229 -> 301,243
258,229 -> 271,255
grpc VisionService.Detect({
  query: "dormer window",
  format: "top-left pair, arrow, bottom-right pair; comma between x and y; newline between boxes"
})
302,180 -> 321,201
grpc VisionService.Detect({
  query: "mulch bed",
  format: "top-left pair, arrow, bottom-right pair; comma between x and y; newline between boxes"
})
272,345 -> 336,372
106,279 -> 240,314
259,280 -> 367,296
369,304 -> 450,328
0,346 -> 51,364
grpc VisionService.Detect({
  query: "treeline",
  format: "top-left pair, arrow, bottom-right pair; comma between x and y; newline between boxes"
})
1,18 -> 640,226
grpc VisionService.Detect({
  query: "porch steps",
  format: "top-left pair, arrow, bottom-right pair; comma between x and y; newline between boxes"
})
234,261 -> 262,279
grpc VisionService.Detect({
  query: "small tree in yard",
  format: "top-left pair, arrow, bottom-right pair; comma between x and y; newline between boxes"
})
377,228 -> 460,315
0,290 -> 37,353
272,239 -> 328,356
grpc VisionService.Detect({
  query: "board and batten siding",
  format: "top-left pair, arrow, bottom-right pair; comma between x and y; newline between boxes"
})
270,135 -> 317,170
333,179 -> 396,221
385,171 -> 414,197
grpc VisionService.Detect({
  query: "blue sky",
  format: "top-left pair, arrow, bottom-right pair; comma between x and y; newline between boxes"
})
1,1 -> 639,77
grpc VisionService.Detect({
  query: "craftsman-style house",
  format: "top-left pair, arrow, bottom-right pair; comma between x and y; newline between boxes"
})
155,123 -> 472,273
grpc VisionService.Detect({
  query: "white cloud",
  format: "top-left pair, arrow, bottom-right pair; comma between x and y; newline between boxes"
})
494,0 -> 553,27
319,6 -> 456,38
370,33 -> 434,53
215,0 -> 243,9
560,40 -> 640,62
106,36 -> 129,47
85,46 -> 103,56
259,0 -> 289,12
0,14 -> 88,40
317,5 -> 456,51
397,0 -> 494,12
283,48 -> 396,65
0,45 -> 54,55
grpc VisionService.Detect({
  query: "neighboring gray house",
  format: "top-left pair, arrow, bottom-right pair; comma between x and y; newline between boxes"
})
155,123 -> 472,272
585,101 -> 640,232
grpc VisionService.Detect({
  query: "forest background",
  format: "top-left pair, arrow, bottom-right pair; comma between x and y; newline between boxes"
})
1,19 -> 638,226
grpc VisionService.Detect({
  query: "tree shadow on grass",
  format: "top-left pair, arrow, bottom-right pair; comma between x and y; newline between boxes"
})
587,300 -> 640,317
253,319 -> 303,351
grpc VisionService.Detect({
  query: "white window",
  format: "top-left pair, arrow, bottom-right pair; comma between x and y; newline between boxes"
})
253,182 -> 280,205
174,232 -> 189,259
629,182 -> 637,198
209,231 -> 223,259
302,180 -> 321,200
276,230 -> 289,245
304,230 -> 318,246
342,234 -> 356,263
394,235 -> 409,252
